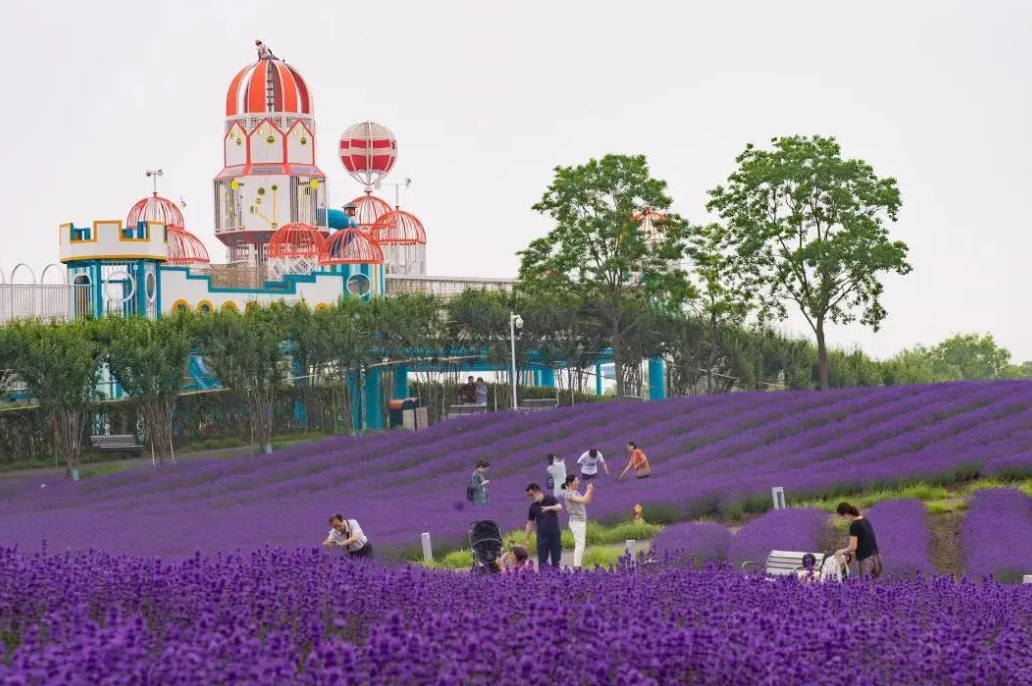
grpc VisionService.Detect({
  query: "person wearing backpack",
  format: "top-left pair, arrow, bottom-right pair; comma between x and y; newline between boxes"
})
468,460 -> 491,507
545,453 -> 567,498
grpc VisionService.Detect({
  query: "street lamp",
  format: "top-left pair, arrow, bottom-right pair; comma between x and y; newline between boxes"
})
510,312 -> 523,410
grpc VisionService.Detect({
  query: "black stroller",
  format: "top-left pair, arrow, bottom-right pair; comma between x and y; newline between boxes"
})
468,520 -> 505,573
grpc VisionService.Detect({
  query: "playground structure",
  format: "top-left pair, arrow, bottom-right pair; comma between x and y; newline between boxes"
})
1,40 -> 667,430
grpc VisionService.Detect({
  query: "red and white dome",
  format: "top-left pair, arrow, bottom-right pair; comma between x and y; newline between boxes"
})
166,227 -> 211,265
319,229 -> 384,265
370,209 -> 426,245
127,193 -> 184,229
339,122 -> 397,188
226,59 -> 312,118
268,222 -> 325,259
348,194 -> 392,231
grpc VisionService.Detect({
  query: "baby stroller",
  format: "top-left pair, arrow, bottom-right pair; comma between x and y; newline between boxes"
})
468,520 -> 504,573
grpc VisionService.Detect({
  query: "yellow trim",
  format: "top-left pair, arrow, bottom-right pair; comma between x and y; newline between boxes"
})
221,301 -> 239,313
314,303 -> 330,311
245,301 -> 262,312
171,299 -> 191,314
197,300 -> 214,314
61,254 -> 168,264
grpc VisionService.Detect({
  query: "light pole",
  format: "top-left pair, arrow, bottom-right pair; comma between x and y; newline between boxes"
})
509,312 -> 523,410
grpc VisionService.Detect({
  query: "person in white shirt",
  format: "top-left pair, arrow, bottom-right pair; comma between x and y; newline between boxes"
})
577,448 -> 609,482
562,474 -> 593,568
322,514 -> 373,558
546,453 -> 567,498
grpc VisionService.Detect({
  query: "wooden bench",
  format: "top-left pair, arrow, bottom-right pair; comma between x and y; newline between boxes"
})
741,550 -> 827,577
447,404 -> 488,419
90,434 -> 144,457
520,398 -> 558,412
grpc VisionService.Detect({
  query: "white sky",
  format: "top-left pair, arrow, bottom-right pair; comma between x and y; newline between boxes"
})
2,1 -> 1030,361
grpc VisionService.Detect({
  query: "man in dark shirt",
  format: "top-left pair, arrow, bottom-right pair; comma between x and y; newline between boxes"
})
835,502 -> 882,579
525,482 -> 564,568
459,376 -> 478,404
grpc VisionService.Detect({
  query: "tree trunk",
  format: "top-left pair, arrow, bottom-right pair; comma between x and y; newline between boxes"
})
611,323 -> 624,397
816,320 -> 830,390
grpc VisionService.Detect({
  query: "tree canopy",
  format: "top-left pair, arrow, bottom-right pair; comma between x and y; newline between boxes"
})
706,135 -> 911,389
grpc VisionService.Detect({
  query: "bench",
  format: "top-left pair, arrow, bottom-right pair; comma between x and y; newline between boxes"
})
90,434 -> 144,457
519,398 -> 558,412
741,550 -> 827,577
447,404 -> 488,419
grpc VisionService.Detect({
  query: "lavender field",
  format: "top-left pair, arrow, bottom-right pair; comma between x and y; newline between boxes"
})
3,381 -> 1032,558
3,549 -> 1032,685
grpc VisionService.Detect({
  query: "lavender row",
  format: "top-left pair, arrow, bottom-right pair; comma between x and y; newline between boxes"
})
962,488 -> 1032,582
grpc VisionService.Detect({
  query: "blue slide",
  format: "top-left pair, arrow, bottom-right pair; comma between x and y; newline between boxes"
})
185,354 -> 221,392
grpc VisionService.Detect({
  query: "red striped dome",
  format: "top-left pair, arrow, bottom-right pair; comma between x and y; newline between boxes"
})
127,193 -> 184,229
226,59 -> 311,117
166,226 -> 210,265
319,229 -> 384,265
268,222 -> 325,258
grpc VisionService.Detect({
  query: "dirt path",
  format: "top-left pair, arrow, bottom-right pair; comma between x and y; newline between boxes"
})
928,512 -> 965,578
0,445 -> 258,483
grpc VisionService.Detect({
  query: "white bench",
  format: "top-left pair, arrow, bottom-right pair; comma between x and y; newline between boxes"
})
519,398 -> 558,412
89,434 -> 143,457
447,404 -> 488,419
741,550 -> 827,577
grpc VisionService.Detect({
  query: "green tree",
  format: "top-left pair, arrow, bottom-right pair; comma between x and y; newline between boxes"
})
98,315 -> 193,464
194,304 -> 288,452
928,333 -> 1013,380
707,135 -> 911,390
0,319 -> 102,473
519,154 -> 694,396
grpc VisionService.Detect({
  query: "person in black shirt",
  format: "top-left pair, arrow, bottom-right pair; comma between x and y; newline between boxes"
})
459,376 -> 478,404
525,482 -> 563,569
835,502 -> 882,579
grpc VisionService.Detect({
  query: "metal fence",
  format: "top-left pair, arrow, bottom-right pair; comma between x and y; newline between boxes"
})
0,283 -> 92,325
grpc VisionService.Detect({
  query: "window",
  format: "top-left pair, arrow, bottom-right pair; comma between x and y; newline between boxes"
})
69,225 -> 94,243
197,300 -> 214,315
221,301 -> 239,313
171,300 -> 190,315
145,273 -> 157,303
346,273 -> 371,298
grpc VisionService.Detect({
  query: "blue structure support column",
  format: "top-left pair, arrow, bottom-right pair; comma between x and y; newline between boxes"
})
648,356 -> 666,400
364,367 -> 384,430
595,362 -> 603,397
347,371 -> 361,431
392,364 -> 409,399
540,367 -> 555,389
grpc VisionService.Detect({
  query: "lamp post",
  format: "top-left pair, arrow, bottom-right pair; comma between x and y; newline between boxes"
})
509,312 -> 523,410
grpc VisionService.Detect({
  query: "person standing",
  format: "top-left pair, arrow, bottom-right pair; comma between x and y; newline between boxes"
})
835,502 -> 882,579
562,474 -> 593,568
322,514 -> 373,558
469,460 -> 491,507
525,483 -> 563,569
475,377 -> 489,406
619,441 -> 652,480
459,376 -> 478,404
577,448 -> 609,482
546,453 -> 567,498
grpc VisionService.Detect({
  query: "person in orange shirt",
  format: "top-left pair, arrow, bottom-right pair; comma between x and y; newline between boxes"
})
619,441 -> 652,480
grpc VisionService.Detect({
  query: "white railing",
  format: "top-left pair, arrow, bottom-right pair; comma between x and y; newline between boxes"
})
385,274 -> 515,300
0,284 -> 91,325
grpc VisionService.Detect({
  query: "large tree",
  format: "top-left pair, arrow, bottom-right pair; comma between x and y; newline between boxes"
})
98,315 -> 193,464
1,319 -> 103,473
194,304 -> 289,453
707,135 -> 911,389
519,154 -> 694,396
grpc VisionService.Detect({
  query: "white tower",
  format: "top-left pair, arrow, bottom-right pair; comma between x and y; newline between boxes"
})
213,41 -> 328,268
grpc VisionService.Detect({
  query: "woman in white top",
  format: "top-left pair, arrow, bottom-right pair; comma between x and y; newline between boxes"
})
577,449 -> 609,482
546,453 -> 567,498
322,514 -> 373,558
562,474 -> 593,568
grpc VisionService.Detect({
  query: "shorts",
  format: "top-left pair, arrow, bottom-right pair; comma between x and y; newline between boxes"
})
635,472 -> 651,479
581,472 -> 598,482
858,553 -> 882,579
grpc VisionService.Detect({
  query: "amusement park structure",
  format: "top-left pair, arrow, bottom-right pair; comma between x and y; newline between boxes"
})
0,41 -> 666,430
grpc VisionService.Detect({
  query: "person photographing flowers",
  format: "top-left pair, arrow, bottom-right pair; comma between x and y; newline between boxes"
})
322,514 -> 373,559
562,474 -> 593,568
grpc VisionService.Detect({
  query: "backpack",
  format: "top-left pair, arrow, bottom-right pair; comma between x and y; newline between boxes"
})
546,475 -> 555,491
466,484 -> 475,502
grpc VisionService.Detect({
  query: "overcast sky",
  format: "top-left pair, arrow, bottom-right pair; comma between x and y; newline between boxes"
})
2,1 -> 1030,361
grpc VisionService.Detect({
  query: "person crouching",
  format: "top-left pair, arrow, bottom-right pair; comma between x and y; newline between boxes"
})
322,514 -> 373,559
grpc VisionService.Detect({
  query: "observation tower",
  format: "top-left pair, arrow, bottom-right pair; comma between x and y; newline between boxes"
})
213,41 -> 328,268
